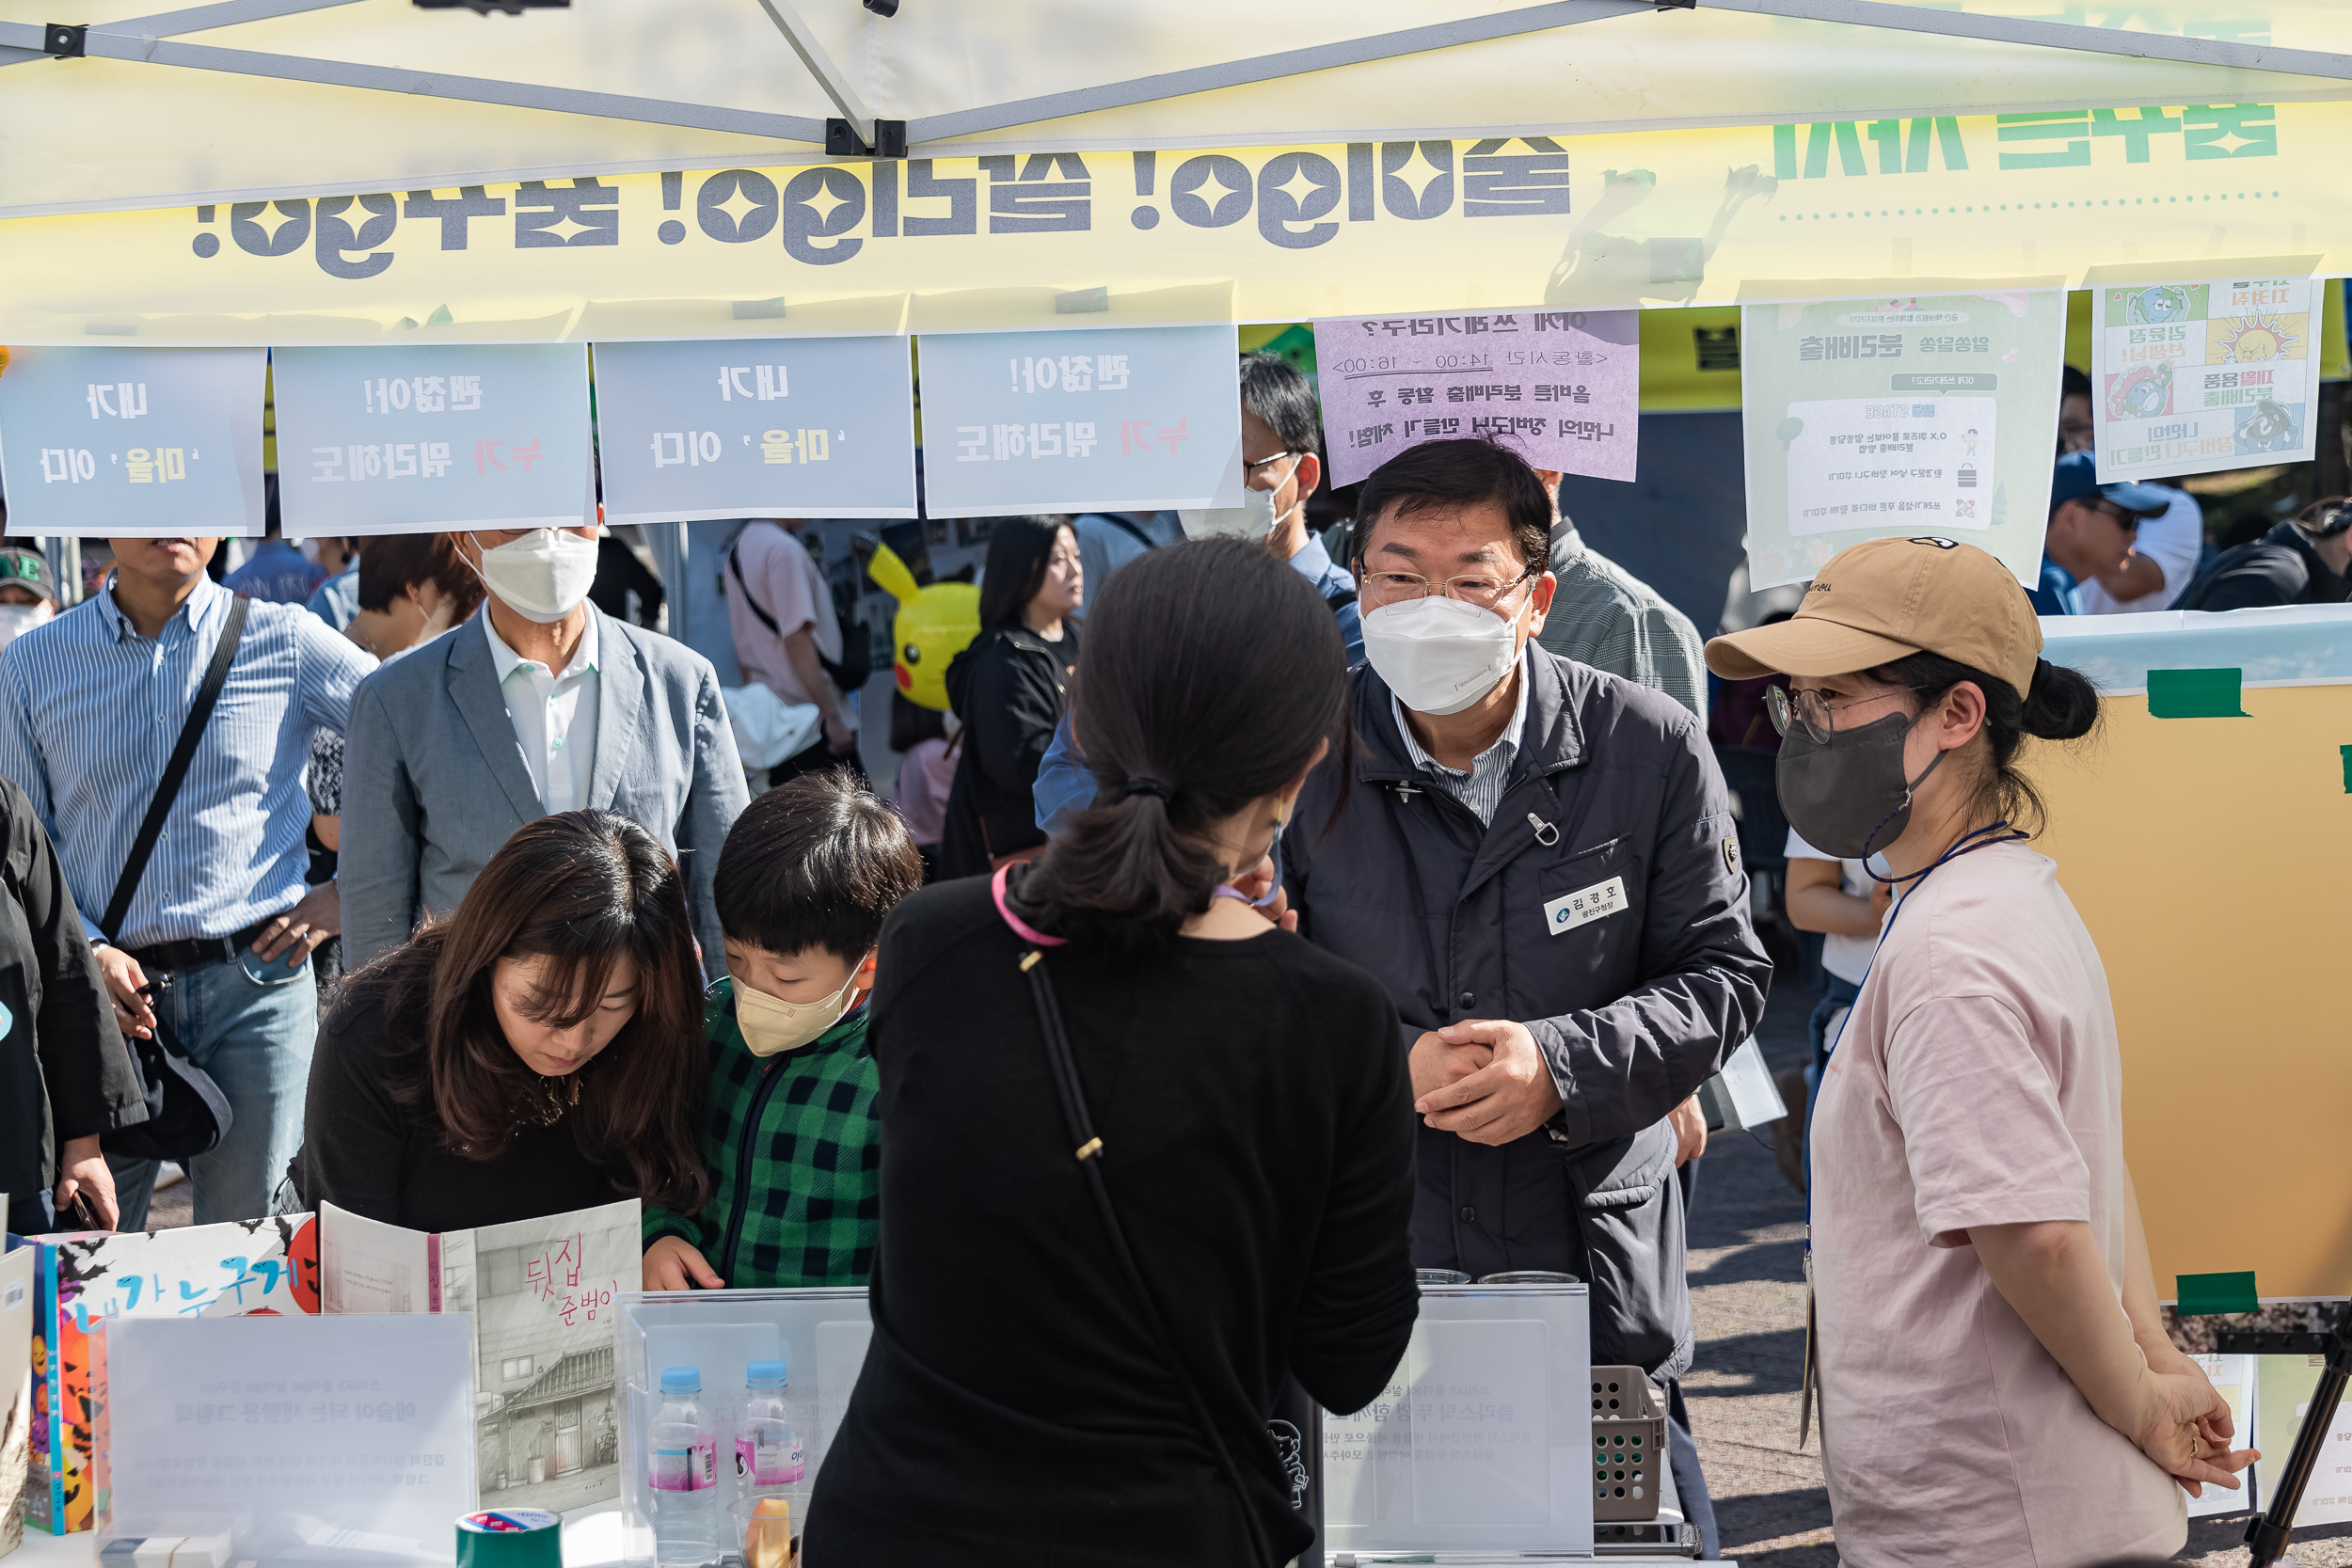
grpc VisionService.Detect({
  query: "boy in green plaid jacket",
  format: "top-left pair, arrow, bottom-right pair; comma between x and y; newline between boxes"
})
642,770 -> 924,1290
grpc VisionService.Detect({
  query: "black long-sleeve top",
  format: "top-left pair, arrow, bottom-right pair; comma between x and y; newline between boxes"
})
0,772 -> 145,1212
938,623 -> 1076,875
804,876 -> 1419,1567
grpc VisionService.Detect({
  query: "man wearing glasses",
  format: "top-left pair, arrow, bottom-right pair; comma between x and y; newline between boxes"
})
1283,438 -> 1771,1559
2031,451 -> 2174,615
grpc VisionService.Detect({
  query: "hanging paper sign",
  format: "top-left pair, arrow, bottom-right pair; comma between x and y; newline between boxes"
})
914,325 -> 1242,518
0,347 -> 265,537
272,343 -> 593,537
1740,291 -> 2065,590
593,336 -> 917,523
2093,275 -> 2323,483
1312,309 -> 1638,485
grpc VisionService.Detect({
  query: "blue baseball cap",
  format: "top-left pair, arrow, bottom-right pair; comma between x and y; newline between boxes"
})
2051,451 -> 2171,519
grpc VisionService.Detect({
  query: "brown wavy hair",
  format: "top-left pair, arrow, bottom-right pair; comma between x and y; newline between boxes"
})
332,810 -> 710,1213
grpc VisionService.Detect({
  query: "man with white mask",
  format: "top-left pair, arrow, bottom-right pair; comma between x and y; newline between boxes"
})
0,547 -> 59,650
342,524 -> 748,974
1282,438 -> 1771,1560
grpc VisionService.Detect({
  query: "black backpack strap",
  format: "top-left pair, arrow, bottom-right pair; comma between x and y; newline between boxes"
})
101,594 -> 249,942
727,533 -> 785,637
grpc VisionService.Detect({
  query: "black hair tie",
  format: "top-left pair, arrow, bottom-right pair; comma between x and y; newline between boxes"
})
1123,776 -> 1174,802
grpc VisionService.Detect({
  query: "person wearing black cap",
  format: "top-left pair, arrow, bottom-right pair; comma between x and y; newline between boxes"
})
0,546 -> 59,652
2172,495 -> 2352,611
2032,451 -> 2175,616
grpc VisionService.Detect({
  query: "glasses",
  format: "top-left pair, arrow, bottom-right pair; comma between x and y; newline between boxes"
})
1243,450 -> 1296,479
1358,565 -> 1538,610
1766,684 -> 1922,744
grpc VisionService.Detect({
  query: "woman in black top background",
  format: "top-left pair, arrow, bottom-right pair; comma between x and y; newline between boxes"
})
290,810 -> 708,1233
939,515 -> 1083,877
809,538 -> 1417,1568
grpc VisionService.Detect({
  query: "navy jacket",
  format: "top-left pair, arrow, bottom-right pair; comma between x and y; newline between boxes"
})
1287,648 -> 1771,1376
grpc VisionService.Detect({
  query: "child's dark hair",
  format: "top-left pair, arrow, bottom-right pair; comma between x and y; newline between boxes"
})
888,689 -> 948,753
1867,651 -> 2102,835
1011,537 -> 1350,953
714,769 -> 923,959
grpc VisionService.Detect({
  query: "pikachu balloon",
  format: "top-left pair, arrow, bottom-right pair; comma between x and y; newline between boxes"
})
866,542 -> 979,713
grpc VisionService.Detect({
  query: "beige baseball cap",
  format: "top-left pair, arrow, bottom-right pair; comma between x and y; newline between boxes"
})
1705,536 -> 2042,698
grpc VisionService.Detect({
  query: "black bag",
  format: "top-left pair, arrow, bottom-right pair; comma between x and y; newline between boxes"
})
1014,944 -> 1280,1568
100,596 -> 247,1164
729,524 -> 871,693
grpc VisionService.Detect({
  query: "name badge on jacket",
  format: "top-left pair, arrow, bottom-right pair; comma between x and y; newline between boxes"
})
1545,876 -> 1628,935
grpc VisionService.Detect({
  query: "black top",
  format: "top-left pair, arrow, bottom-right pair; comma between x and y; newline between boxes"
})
2174,520 -> 2352,611
290,985 -> 620,1233
590,534 -> 667,627
938,623 -> 1078,876
0,773 -> 143,1209
805,876 -> 1418,1568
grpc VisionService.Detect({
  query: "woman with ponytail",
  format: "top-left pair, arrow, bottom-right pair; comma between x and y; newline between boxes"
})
1705,537 -> 2252,1568
807,538 -> 1417,1567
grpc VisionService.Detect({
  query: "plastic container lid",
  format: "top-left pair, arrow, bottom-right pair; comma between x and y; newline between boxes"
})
455,1510 -> 561,1568
745,1359 -> 789,1388
660,1367 -> 701,1395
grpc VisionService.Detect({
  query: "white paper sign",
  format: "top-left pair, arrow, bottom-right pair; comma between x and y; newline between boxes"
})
2092,277 -> 2323,483
99,1314 -> 474,1564
1406,1319 -> 1549,1527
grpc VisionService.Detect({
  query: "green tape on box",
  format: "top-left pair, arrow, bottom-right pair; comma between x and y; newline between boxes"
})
2176,1270 -> 2259,1316
2341,744 -> 2351,793
2147,668 -> 2249,719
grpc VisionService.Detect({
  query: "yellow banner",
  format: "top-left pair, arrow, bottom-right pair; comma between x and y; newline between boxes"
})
4,104 -> 2347,345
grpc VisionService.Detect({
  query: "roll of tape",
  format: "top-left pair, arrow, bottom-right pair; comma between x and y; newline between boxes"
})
455,1509 -> 562,1568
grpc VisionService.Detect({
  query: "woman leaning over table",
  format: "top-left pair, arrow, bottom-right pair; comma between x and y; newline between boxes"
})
1704,535 -> 2253,1568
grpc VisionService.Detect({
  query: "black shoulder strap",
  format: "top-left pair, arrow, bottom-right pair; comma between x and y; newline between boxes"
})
102,594 -> 249,942
1016,949 -> 1278,1568
727,530 -> 784,637
1099,513 -> 1162,552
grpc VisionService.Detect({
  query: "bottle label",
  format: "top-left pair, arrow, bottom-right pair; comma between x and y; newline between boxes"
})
736,1433 -> 804,1487
650,1440 -> 716,1492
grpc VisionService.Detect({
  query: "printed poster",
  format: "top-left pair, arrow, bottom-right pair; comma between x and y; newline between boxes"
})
1740,291 -> 2066,590
592,336 -> 917,523
1311,309 -> 1637,485
272,343 -> 594,537
2093,276 -> 2323,483
0,347 -> 266,537
914,324 -> 1242,518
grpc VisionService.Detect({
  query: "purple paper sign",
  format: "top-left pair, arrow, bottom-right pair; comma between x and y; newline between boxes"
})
1312,309 -> 1640,486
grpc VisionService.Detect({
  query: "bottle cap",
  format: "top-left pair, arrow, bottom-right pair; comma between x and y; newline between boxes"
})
745,1359 -> 788,1388
660,1367 -> 701,1395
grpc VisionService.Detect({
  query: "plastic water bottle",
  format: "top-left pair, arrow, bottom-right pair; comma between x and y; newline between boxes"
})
648,1367 -> 720,1568
736,1359 -> 805,1495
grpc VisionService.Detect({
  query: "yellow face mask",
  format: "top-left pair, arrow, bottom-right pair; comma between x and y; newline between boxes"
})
733,964 -> 866,1057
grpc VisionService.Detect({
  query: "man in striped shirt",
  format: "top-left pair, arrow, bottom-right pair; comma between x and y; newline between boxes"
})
0,536 -> 373,1228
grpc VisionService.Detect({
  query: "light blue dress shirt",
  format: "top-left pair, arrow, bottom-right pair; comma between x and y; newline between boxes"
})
0,576 -> 374,947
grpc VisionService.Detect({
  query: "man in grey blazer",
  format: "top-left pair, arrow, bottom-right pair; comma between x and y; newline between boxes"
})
342,526 -> 749,974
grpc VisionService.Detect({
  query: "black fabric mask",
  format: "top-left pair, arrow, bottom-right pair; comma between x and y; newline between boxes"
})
1775,710 -> 1944,861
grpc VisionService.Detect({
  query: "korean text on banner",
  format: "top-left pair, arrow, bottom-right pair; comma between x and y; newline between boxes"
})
2093,276 -> 2323,483
594,337 -> 917,523
272,343 -> 593,537
1740,292 -> 2065,591
916,325 -> 1242,518
0,348 -> 265,538
96,1313 -> 474,1563
1312,309 -> 1637,486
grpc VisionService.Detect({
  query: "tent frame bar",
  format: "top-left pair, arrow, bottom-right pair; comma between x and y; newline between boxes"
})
3,0 -> 2347,171
1708,0 -> 2352,83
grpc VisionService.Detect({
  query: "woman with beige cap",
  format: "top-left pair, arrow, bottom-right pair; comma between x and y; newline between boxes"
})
1705,535 -> 2252,1566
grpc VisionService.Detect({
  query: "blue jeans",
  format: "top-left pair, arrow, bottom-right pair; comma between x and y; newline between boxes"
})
108,943 -> 318,1229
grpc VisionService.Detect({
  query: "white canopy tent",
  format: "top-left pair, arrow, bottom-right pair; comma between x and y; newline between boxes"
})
2,0 -> 2349,217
